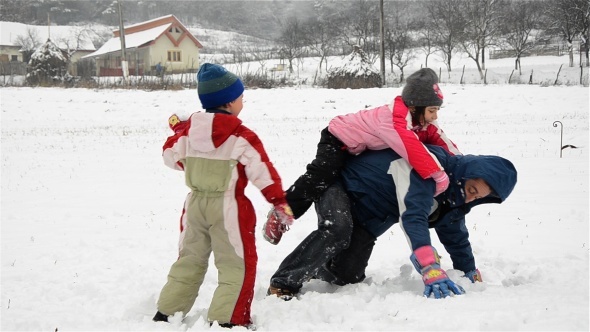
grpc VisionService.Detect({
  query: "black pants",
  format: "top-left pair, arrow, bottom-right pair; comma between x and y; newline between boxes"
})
316,223 -> 376,286
270,183 -> 377,292
286,127 -> 348,219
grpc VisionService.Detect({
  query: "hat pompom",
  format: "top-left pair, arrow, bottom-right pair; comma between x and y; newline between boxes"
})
401,68 -> 443,107
197,63 -> 244,109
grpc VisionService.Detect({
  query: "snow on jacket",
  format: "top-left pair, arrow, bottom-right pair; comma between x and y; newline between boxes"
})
162,111 -> 287,207
328,96 -> 461,180
339,146 -> 517,273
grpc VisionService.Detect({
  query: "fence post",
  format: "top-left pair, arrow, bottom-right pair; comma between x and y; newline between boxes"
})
554,64 -> 563,85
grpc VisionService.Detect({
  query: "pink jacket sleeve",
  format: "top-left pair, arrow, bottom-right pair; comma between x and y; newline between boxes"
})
328,96 -> 446,180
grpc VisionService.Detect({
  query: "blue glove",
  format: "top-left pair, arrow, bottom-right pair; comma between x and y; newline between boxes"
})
464,269 -> 483,283
410,245 -> 465,299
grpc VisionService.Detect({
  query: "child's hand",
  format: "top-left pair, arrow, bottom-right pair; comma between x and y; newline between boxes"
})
431,171 -> 449,196
262,203 -> 294,245
169,114 -> 181,128
168,114 -> 189,134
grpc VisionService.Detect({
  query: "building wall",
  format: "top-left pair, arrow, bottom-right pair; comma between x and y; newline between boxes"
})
0,46 -> 23,62
68,50 -> 94,75
150,37 -> 200,73
70,51 -> 93,64
93,49 -> 149,76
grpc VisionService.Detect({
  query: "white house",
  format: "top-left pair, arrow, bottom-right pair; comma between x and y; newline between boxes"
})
83,15 -> 203,76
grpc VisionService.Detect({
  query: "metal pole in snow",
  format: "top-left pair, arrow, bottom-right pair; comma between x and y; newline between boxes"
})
117,0 -> 129,83
552,121 -> 563,158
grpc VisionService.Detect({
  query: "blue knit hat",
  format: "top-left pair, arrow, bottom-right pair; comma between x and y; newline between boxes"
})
197,63 -> 245,109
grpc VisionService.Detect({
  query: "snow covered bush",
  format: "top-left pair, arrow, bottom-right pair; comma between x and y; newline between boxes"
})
325,46 -> 382,89
26,39 -> 68,86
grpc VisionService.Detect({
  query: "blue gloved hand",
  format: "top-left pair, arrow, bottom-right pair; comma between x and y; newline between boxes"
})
410,245 -> 465,299
464,268 -> 483,283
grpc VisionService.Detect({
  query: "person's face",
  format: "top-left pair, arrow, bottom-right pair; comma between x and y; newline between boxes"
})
423,106 -> 439,123
464,178 -> 492,203
228,94 -> 244,116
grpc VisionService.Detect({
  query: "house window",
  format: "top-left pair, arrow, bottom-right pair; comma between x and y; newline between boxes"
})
167,50 -> 181,62
11,55 -> 18,62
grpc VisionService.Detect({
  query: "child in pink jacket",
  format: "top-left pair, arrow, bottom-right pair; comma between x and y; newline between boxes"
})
263,68 -> 461,245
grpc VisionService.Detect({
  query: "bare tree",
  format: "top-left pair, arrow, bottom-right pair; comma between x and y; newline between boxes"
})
251,47 -> 273,74
417,26 -> 437,68
459,0 -> 506,80
544,0 -> 589,67
303,16 -> 338,74
331,0 -> 381,63
386,28 -> 416,83
277,17 -> 306,73
15,28 -> 42,63
54,27 -> 96,74
426,0 -> 466,73
383,6 -> 416,83
503,0 -> 542,73
582,0 -> 590,67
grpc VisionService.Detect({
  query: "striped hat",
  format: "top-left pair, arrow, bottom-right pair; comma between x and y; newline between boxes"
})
197,63 -> 245,109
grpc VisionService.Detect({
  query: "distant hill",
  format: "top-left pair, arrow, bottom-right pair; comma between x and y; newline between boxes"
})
0,0 -> 319,41
189,27 -> 275,55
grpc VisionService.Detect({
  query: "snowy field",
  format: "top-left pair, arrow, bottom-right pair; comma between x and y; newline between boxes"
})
1,81 -> 588,331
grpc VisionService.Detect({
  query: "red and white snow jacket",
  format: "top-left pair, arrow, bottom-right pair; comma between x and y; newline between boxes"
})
162,111 -> 287,207
328,96 -> 461,180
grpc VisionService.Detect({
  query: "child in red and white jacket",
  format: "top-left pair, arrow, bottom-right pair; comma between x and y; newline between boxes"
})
153,63 -> 293,328
263,68 -> 461,245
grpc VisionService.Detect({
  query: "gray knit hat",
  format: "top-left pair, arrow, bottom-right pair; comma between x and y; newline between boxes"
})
401,68 -> 444,107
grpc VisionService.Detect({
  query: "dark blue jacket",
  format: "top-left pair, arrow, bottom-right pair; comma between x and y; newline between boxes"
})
340,145 -> 517,273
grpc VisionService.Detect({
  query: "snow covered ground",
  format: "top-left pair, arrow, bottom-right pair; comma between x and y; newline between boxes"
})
1,38 -> 589,330
1,79 -> 588,331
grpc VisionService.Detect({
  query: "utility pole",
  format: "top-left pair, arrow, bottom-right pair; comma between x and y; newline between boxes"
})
117,0 -> 129,83
379,0 -> 386,87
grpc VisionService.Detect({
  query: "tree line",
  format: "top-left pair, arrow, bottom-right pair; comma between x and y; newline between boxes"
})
274,0 -> 588,82
2,0 -> 588,83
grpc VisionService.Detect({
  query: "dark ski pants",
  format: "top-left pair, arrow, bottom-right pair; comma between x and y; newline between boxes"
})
270,182 -> 377,292
317,223 -> 376,286
285,127 -> 348,219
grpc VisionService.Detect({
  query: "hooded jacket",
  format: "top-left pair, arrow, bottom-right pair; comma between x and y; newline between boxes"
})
340,145 -> 517,273
161,110 -> 286,325
163,111 -> 287,211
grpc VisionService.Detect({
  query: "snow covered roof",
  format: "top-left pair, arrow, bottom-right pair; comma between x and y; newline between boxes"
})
121,14 -> 175,31
82,15 -> 202,59
0,21 -> 96,51
83,24 -> 170,58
